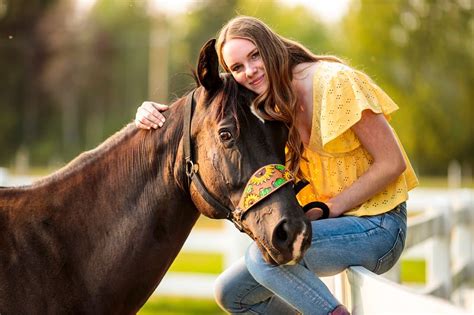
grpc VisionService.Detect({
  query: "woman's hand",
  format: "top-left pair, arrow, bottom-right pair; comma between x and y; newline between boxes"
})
304,208 -> 324,221
135,101 -> 169,130
304,201 -> 335,221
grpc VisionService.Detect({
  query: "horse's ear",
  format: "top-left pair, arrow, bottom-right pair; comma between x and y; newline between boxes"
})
197,38 -> 223,92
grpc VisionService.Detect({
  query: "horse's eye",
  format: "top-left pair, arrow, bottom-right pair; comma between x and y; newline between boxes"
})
219,130 -> 233,142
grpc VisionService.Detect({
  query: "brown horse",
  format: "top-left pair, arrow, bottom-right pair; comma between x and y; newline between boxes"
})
0,39 -> 311,314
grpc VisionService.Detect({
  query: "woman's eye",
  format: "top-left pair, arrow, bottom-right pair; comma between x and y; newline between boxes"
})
231,65 -> 241,72
219,131 -> 232,141
251,52 -> 260,59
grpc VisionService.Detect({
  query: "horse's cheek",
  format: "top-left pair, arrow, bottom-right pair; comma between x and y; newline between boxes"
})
189,188 -> 227,220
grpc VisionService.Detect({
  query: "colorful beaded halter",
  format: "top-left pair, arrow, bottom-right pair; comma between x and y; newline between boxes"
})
233,164 -> 295,227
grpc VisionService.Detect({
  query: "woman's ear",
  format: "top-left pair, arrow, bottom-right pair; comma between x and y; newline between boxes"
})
197,38 -> 223,92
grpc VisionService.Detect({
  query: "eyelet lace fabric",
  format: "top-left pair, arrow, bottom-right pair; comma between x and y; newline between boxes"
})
295,61 -> 418,217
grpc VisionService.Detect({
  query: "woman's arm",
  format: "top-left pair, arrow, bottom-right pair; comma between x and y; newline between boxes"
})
134,101 -> 169,130
328,109 -> 406,217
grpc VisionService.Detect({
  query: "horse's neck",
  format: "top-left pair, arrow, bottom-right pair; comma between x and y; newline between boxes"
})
7,103 -> 199,310
88,102 -> 201,310
71,106 -> 200,305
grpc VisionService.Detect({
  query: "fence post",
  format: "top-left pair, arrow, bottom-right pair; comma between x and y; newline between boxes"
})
0,167 -> 8,186
451,190 -> 474,310
426,199 -> 453,299
223,220 -> 252,269
448,160 -> 462,189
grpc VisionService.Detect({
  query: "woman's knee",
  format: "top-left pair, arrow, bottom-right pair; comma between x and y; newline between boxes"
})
245,243 -> 274,284
214,257 -> 254,312
214,271 -> 238,311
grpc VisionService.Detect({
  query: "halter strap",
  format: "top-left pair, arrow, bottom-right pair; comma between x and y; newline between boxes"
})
183,90 -> 232,218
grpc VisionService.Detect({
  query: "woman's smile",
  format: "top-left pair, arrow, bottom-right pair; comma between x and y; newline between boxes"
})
222,38 -> 268,95
250,74 -> 265,87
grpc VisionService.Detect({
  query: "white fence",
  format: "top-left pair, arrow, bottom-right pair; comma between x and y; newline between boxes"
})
1,168 -> 473,313
339,188 -> 473,314
158,188 -> 474,314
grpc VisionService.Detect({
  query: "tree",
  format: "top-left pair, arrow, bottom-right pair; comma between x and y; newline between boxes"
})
0,0 -> 57,166
341,0 -> 473,175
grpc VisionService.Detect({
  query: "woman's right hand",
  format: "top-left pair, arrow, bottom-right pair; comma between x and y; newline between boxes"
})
135,101 -> 169,130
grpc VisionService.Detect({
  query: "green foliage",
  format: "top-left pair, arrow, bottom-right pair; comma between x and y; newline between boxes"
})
0,0 -> 150,165
0,0 -> 472,176
236,0 -> 334,53
341,0 -> 473,175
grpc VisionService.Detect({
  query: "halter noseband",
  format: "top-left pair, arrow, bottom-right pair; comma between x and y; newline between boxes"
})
183,90 -> 294,231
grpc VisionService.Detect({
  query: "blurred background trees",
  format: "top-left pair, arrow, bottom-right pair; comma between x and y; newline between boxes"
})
0,0 -> 472,177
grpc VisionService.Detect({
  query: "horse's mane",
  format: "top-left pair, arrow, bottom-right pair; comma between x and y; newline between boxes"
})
31,124 -> 148,187
12,74 -> 253,191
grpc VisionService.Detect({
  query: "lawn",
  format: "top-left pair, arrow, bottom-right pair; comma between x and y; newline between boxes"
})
138,296 -> 224,315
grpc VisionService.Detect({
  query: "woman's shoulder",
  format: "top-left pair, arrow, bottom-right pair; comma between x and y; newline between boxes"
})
315,60 -> 356,79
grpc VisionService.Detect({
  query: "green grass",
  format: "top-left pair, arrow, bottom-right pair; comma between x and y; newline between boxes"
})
168,253 -> 427,283
168,252 -> 223,274
138,296 -> 224,315
401,259 -> 426,284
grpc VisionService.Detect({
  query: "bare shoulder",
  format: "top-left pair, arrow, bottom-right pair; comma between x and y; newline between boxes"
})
292,62 -> 321,93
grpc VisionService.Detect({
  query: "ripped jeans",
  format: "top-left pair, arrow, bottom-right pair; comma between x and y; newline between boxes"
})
214,202 -> 407,315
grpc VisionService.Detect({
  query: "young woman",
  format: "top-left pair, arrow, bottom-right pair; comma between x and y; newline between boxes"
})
135,16 -> 418,315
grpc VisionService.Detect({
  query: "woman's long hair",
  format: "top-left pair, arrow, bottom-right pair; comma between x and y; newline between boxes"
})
216,16 -> 343,177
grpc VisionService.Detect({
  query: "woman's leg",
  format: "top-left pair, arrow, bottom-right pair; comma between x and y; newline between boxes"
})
245,203 -> 407,315
214,257 -> 298,314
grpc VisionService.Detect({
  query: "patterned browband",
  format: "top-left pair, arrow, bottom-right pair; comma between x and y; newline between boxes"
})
232,164 -> 295,228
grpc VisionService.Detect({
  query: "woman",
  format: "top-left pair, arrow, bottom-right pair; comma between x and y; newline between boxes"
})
135,16 -> 418,315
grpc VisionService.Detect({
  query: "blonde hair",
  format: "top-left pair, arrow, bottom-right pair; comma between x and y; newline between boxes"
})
216,16 -> 343,177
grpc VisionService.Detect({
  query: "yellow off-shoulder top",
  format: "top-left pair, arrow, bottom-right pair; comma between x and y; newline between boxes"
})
295,61 -> 418,217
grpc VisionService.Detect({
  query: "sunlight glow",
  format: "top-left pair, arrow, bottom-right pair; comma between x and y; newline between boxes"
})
75,0 -> 97,15
279,0 -> 351,24
147,0 -> 195,16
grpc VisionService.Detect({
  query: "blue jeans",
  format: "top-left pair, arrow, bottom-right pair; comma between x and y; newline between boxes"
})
214,203 -> 407,315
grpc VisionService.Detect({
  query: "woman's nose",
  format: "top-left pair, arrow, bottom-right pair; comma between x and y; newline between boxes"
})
246,66 -> 257,78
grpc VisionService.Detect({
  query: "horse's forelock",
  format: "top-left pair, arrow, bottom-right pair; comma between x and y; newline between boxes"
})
209,75 -> 248,138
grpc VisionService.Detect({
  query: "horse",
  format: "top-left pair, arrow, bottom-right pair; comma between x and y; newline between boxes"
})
0,39 -> 311,314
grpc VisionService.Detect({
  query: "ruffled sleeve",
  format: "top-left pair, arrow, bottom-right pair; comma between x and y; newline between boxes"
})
320,67 -> 399,153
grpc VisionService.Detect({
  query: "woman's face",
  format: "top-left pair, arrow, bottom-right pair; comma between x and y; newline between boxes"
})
222,38 -> 268,95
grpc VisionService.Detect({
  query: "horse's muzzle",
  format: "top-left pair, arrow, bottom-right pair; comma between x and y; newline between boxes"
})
266,216 -> 312,265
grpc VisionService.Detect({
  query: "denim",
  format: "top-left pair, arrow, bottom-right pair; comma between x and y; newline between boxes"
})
214,202 -> 407,315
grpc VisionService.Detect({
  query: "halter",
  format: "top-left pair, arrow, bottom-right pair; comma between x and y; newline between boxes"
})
183,90 -> 295,231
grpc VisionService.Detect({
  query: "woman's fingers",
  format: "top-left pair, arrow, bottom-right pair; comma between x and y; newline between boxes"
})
304,208 -> 323,221
135,101 -> 169,129
135,114 -> 159,130
144,102 -> 168,122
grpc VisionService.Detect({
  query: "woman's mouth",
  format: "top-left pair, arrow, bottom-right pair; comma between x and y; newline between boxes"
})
250,75 -> 264,87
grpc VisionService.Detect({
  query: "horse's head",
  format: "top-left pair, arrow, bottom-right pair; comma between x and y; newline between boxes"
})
186,39 -> 311,265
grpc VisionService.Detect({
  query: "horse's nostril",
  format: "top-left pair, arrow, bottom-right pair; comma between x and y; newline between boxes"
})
273,218 -> 290,244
